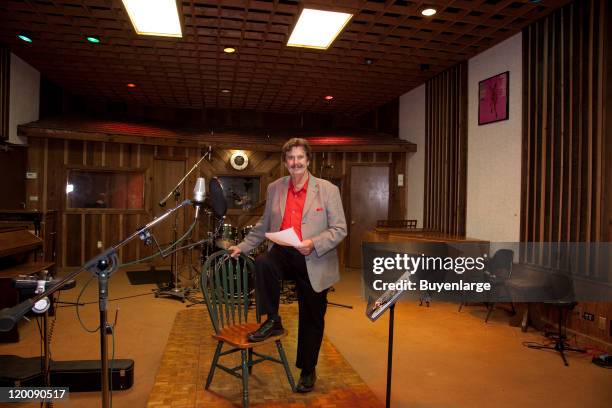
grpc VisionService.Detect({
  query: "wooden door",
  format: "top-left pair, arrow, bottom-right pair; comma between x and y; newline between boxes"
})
151,158 -> 187,267
347,165 -> 390,269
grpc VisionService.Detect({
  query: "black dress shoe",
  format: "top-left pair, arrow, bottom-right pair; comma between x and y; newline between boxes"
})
247,317 -> 284,342
295,369 -> 316,393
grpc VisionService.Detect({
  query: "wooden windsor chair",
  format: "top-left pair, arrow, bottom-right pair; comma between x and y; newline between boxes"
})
200,250 -> 295,407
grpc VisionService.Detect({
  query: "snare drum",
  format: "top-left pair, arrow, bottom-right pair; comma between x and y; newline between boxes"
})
215,223 -> 238,249
240,225 -> 269,256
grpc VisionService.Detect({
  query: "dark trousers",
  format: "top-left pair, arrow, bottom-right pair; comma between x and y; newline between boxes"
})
254,244 -> 328,371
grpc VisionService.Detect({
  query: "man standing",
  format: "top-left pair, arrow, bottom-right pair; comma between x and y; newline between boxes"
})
228,137 -> 347,393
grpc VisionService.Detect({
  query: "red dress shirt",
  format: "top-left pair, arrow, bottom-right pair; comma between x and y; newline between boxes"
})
280,176 -> 308,241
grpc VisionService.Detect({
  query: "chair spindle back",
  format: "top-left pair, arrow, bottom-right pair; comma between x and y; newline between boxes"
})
200,250 -> 254,334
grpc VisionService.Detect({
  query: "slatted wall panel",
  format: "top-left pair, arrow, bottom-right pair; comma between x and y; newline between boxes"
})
424,62 -> 468,236
521,0 -> 608,244
0,45 -> 9,141
521,0 -> 612,347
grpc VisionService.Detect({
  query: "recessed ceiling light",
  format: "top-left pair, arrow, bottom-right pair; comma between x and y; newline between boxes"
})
223,47 -> 236,53
287,8 -> 353,50
221,89 -> 231,94
121,0 -> 182,37
324,95 -> 334,100
17,33 -> 33,43
364,58 -> 374,65
86,36 -> 100,44
127,83 -> 136,88
421,8 -> 437,17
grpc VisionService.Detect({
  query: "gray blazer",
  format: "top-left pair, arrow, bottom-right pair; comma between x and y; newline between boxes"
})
237,173 -> 347,292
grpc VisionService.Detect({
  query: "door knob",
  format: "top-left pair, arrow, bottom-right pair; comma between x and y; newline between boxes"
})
351,220 -> 356,225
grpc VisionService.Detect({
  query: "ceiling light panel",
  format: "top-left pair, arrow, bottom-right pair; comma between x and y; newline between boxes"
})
287,8 -> 353,50
122,0 -> 182,37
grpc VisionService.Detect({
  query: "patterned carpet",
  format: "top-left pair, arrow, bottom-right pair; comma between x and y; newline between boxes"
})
147,305 -> 382,407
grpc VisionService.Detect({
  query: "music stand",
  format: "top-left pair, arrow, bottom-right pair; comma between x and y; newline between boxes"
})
365,271 -> 411,408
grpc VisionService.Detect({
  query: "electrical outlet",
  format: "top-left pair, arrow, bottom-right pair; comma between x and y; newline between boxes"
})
583,312 -> 595,322
97,241 -> 103,249
598,316 -> 607,331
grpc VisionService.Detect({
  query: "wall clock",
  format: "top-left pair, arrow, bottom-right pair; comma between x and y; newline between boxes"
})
230,151 -> 249,170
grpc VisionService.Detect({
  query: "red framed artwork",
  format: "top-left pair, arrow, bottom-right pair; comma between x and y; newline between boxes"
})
478,71 -> 509,125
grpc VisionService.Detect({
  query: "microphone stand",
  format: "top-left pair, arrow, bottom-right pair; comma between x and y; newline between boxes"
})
0,199 -> 193,408
155,189 -> 186,301
155,151 -> 211,302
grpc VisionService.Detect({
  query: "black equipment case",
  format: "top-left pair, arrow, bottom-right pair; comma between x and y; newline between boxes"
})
0,355 -> 135,391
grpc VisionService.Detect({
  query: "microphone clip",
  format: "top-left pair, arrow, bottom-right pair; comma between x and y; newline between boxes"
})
138,228 -> 155,247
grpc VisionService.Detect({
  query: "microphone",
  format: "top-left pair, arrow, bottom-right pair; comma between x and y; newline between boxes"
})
193,177 -> 206,219
0,300 -> 35,332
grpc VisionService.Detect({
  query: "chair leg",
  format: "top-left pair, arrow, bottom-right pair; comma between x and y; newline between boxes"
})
458,302 -> 464,312
206,341 -> 223,389
248,348 -> 253,374
275,340 -> 295,391
241,349 -> 249,407
485,303 -> 494,323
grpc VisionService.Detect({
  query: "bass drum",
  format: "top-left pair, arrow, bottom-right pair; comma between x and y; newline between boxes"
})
241,225 -> 268,257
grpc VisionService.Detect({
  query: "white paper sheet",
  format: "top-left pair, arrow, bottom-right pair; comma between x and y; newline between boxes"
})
265,227 -> 302,247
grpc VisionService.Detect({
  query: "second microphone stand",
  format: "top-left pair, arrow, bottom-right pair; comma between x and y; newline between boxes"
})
154,151 -> 210,302
154,189 -> 187,302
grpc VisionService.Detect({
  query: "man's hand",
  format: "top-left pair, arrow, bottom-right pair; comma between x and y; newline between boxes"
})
296,239 -> 314,256
228,245 -> 242,258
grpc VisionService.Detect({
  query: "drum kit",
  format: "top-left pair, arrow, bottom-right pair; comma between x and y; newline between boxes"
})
200,222 -> 267,259
184,218 -> 268,306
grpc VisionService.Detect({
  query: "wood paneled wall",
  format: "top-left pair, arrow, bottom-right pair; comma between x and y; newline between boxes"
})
521,0 -> 611,347
25,136 -> 406,268
1,145 -> 26,209
424,62 -> 468,236
0,44 -> 9,141
607,0 -> 612,245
